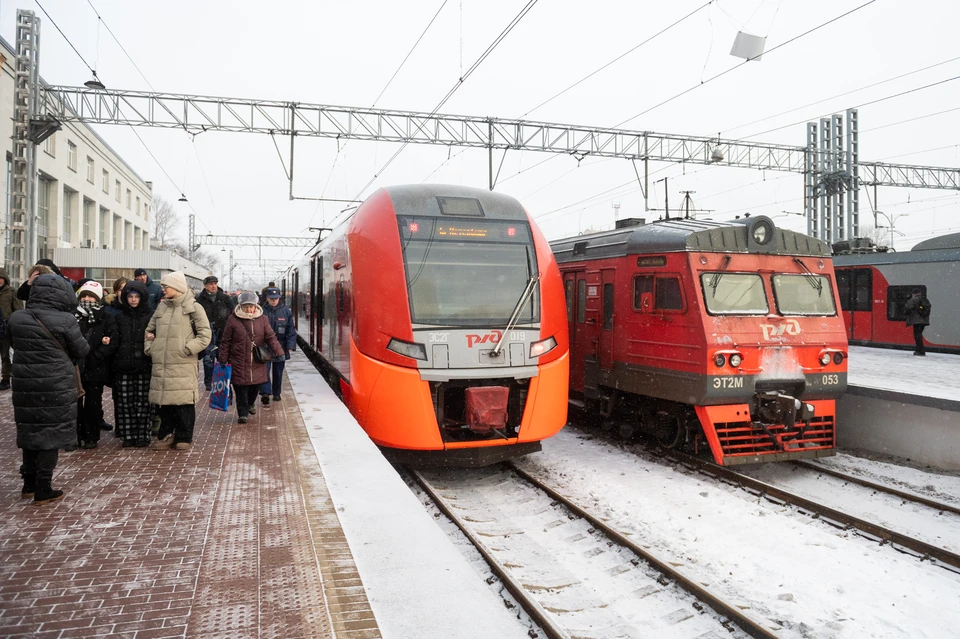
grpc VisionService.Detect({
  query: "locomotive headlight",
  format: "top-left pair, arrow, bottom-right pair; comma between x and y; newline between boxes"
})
752,222 -> 771,245
729,353 -> 743,368
713,354 -> 726,367
819,352 -> 832,366
387,338 -> 428,361
530,336 -> 558,358
833,352 -> 844,364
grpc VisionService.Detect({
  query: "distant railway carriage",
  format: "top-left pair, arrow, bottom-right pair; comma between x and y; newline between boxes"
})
551,215 -> 848,466
833,233 -> 960,354
281,184 -> 569,466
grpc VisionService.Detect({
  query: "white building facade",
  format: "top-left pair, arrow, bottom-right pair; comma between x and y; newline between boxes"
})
0,36 -> 153,278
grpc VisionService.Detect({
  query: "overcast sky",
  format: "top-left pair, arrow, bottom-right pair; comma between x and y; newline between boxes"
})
3,0 -> 958,279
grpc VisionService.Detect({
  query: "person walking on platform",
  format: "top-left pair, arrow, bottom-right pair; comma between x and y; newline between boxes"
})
196,275 -> 235,391
107,281 -> 155,447
134,268 -> 163,312
103,277 -> 128,315
7,274 -> 90,504
145,272 -> 211,452
17,259 -> 73,302
74,282 -> 115,449
218,291 -> 283,424
259,287 -> 296,407
0,268 -> 23,390
904,288 -> 932,356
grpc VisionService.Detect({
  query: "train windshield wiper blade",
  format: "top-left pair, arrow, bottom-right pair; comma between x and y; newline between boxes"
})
711,255 -> 732,295
793,258 -> 823,296
491,274 -> 540,356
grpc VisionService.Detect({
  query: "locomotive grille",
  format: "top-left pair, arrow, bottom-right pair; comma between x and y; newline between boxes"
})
714,414 -> 835,458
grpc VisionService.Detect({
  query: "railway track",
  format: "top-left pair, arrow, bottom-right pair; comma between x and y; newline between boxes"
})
410,464 -> 778,639
656,448 -> 960,574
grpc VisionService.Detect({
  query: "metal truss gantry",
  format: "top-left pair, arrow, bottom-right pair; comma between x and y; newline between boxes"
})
34,86 -> 960,244
195,234 -> 316,248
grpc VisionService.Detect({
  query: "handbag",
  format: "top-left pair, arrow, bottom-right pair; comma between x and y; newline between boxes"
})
247,322 -> 274,363
27,310 -> 85,399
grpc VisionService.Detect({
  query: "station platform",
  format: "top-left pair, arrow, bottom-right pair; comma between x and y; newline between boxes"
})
840,345 -> 960,470
0,352 -> 529,639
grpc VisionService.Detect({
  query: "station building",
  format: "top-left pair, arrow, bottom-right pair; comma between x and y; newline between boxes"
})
0,35 -> 153,279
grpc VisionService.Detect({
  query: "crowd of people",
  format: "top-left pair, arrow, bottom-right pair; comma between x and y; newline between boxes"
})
0,261 -> 296,506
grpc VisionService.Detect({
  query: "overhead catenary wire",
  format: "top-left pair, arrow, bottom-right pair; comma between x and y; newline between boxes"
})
33,1 -> 97,75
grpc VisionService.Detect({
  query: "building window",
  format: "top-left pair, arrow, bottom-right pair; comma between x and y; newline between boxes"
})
126,188 -> 132,209
115,179 -> 121,202
102,169 -> 109,193
86,157 -> 95,183
113,215 -> 121,248
99,208 -> 108,248
43,135 -> 56,157
67,141 -> 77,171
83,199 -> 93,245
136,196 -> 141,216
143,202 -> 149,221
62,189 -> 74,243
37,177 -> 50,237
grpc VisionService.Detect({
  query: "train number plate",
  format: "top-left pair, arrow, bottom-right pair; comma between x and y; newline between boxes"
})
428,333 -> 449,343
712,376 -> 744,389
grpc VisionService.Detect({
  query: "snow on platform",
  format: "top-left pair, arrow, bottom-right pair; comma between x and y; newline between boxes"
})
286,354 -> 531,639
847,345 -> 960,405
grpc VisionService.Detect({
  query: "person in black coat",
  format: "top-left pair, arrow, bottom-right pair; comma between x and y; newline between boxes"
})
75,281 -> 116,449
903,288 -> 932,356
196,275 -> 236,391
7,274 -> 90,504
105,281 -> 155,447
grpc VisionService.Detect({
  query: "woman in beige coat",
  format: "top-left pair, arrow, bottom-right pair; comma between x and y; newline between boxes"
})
144,271 -> 211,451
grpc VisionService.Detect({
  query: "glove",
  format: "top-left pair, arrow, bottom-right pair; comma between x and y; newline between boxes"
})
284,350 -> 291,361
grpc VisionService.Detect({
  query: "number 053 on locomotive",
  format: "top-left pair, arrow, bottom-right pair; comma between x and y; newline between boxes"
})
551,215 -> 848,465
287,185 -> 569,466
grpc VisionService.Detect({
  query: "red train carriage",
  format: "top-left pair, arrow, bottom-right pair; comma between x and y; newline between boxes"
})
551,216 -> 848,466
833,233 -> 960,353
282,185 -> 569,466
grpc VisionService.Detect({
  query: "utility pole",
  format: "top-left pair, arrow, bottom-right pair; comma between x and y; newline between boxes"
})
188,213 -> 196,262
228,250 -> 234,290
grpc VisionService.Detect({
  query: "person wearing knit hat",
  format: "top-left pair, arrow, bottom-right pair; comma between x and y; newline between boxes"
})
74,280 -> 115,449
145,271 -> 211,451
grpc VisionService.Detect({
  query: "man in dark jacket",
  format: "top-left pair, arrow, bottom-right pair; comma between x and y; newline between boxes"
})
134,268 -> 163,312
260,287 -> 297,406
8,274 -> 90,504
0,268 -> 23,390
903,288 -> 932,356
196,275 -> 236,391
17,259 -> 72,302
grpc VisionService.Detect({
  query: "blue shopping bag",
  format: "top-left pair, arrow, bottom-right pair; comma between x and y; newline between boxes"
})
209,362 -> 232,412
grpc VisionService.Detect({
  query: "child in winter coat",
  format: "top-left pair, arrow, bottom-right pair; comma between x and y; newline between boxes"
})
259,287 -> 297,406
105,281 -> 155,447
75,281 -> 115,449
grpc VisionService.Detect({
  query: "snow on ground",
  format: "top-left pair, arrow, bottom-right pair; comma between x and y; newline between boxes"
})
515,428 -> 960,639
738,462 -> 960,553
847,346 -> 960,400
815,452 -> 960,506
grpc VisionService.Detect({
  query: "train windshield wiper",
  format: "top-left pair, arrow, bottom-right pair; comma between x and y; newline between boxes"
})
491,274 -> 541,356
711,255 -> 732,296
793,258 -> 823,296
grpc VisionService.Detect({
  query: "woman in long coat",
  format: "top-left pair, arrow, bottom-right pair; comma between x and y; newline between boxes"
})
144,272 -> 211,451
7,274 -> 90,504
106,280 -> 154,447
218,291 -> 283,423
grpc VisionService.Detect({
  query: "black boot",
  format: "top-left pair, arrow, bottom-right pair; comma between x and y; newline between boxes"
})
33,476 -> 64,505
0,379 -> 10,391
20,470 -> 35,499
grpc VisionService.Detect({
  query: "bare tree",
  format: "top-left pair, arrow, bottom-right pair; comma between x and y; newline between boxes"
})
151,195 -> 180,248
165,240 -> 221,272
858,222 -> 888,248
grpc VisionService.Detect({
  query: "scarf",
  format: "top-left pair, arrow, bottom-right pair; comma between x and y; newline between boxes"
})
234,304 -> 263,320
77,300 -> 103,323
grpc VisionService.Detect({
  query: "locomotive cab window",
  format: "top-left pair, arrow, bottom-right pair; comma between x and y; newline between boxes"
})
602,283 -> 614,329
655,277 -> 684,311
700,273 -> 768,315
772,274 -> 836,316
887,285 -> 926,321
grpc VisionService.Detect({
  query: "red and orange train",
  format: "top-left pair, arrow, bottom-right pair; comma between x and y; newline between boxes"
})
550,215 -> 848,465
283,185 -> 569,466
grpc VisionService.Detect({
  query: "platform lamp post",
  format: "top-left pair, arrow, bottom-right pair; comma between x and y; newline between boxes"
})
876,211 -> 909,251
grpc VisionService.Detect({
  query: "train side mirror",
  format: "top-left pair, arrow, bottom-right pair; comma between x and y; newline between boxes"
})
640,292 -> 653,313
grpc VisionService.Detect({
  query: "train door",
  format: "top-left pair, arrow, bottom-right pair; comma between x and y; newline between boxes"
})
311,256 -> 323,351
599,268 -> 616,369
566,271 -> 594,393
837,268 -> 872,341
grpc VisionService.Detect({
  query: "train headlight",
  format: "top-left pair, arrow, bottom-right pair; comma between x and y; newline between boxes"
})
530,336 -> 558,358
387,338 -> 428,361
729,353 -> 743,367
819,352 -> 832,366
833,352 -> 844,365
713,354 -> 726,367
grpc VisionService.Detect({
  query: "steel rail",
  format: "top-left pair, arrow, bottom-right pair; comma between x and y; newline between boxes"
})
506,462 -> 779,639
409,469 -> 571,639
660,449 -> 960,573
794,460 -> 960,518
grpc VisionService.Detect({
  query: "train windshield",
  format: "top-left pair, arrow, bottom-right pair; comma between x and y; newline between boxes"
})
397,217 -> 540,326
700,273 -> 769,315
772,274 -> 836,316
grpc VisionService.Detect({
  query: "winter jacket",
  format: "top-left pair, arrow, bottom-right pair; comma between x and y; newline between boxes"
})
218,306 -> 283,386
263,302 -> 297,358
144,290 -> 211,405
7,274 -> 90,450
197,287 -> 236,334
106,281 -> 154,376
0,268 -> 23,321
904,295 -> 932,327
76,303 -> 116,385
143,276 -> 163,312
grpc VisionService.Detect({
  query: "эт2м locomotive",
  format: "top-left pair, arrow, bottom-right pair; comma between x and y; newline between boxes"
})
551,215 -> 848,465
283,184 -> 569,466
